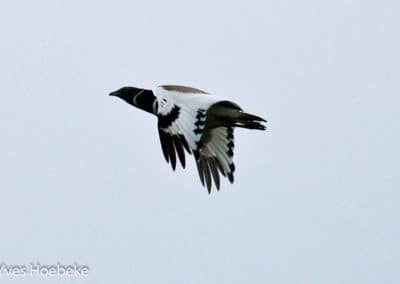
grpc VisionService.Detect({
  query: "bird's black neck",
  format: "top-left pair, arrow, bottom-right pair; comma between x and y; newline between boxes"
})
134,89 -> 157,115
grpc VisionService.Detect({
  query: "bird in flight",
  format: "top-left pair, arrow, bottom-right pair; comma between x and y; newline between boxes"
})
110,85 -> 266,193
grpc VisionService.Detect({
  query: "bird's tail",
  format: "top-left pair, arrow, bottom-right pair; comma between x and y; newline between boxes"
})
233,112 -> 266,130
207,101 -> 267,130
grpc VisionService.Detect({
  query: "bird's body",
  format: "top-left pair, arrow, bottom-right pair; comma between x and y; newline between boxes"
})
110,85 -> 266,193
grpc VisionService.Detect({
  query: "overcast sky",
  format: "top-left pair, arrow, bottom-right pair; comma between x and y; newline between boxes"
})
0,0 -> 399,283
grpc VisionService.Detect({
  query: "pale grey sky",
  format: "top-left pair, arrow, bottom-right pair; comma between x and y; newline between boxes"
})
0,0 -> 399,283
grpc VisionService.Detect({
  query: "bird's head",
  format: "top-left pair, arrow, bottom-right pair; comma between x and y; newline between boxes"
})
109,86 -> 157,114
109,86 -> 146,108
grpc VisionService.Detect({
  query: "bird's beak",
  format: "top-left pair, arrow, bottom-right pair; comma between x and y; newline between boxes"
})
109,91 -> 119,97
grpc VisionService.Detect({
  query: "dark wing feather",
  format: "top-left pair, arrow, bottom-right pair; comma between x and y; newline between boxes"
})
196,157 -> 205,186
208,158 -> 221,190
158,129 -> 170,163
179,134 -> 191,153
202,158 -> 212,193
173,135 -> 186,168
167,136 -> 177,170
158,129 -> 191,170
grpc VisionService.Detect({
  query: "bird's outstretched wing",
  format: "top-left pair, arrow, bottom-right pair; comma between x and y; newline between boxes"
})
193,126 -> 236,192
155,86 -> 235,192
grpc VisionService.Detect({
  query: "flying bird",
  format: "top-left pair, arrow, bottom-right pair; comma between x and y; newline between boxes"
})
110,85 -> 266,193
